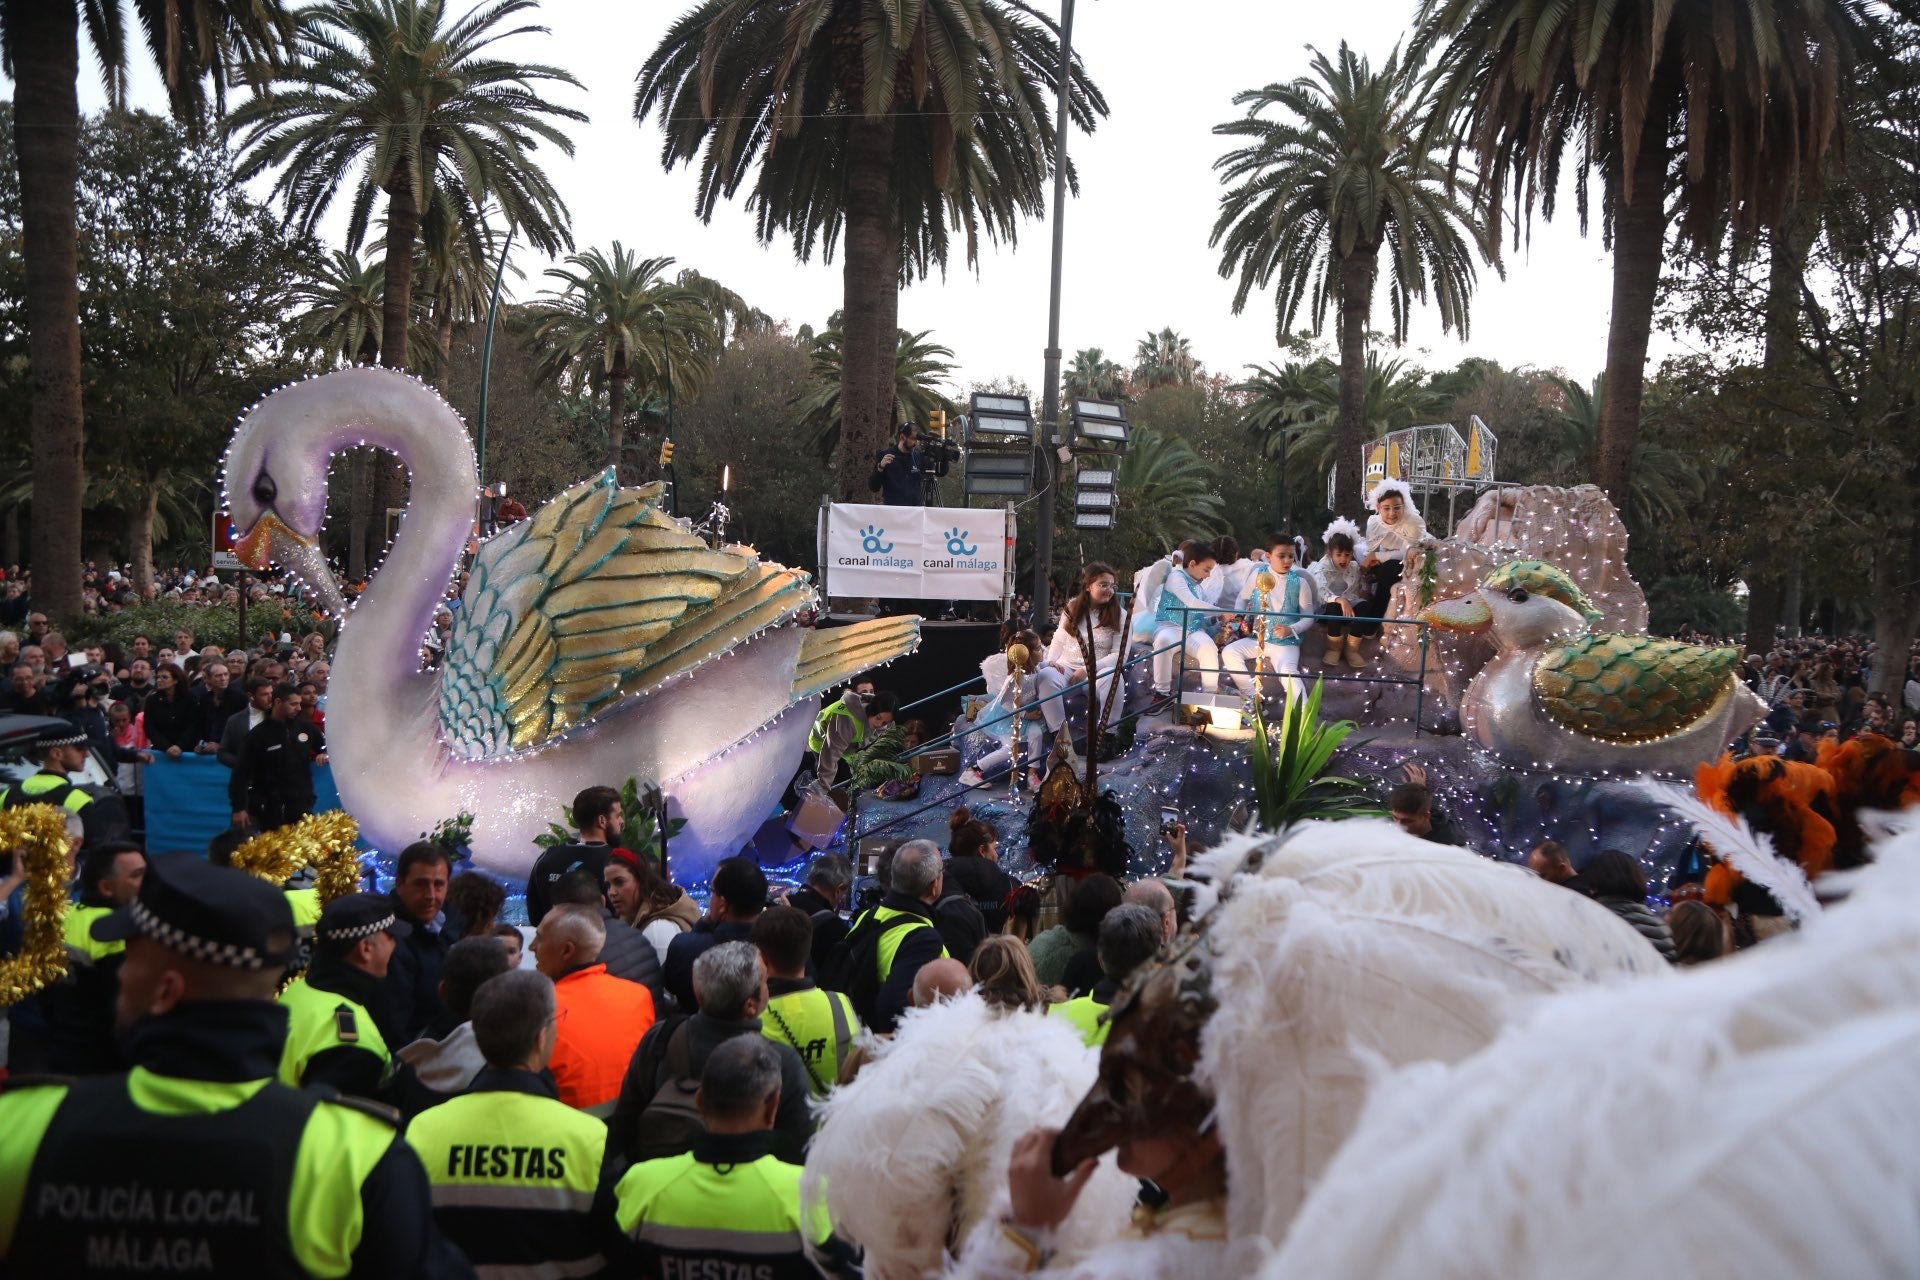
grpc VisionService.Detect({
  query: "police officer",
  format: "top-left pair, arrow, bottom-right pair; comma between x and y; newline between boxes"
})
0,721 -> 128,845
407,970 -> 629,1278
827,840 -> 948,1033
1052,904 -> 1162,1049
752,906 -> 860,1098
0,854 -> 472,1277
616,1037 -> 843,1277
42,841 -> 148,1073
278,893 -> 408,1100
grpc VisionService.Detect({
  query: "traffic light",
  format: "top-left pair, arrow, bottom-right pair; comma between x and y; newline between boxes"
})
659,439 -> 675,467
927,409 -> 947,438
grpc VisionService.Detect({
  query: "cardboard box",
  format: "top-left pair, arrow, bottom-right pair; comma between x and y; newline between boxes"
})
788,790 -> 846,850
915,749 -> 961,777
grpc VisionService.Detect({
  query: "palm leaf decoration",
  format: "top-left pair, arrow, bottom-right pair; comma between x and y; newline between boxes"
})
1249,679 -> 1381,830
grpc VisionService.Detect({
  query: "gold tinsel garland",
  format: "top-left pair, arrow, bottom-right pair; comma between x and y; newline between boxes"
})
229,811 -> 364,906
0,805 -> 77,1007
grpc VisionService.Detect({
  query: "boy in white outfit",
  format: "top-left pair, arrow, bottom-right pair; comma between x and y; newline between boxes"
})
1220,534 -> 1317,703
1150,539 -> 1226,697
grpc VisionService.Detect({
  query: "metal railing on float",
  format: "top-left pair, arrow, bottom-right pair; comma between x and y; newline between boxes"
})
835,599 -> 1431,847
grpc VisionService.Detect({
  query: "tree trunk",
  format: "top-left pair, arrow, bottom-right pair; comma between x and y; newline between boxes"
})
130,480 -> 159,596
1743,575 -> 1782,657
10,0 -> 85,622
1869,528 -> 1920,702
1596,114 -> 1671,510
607,362 -> 628,482
837,113 -> 897,501
3,502 -> 19,567
435,302 -> 455,392
1332,246 -> 1375,515
370,171 -> 421,569
346,449 -> 371,582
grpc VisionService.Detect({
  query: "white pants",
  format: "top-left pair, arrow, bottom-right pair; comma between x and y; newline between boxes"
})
1220,637 -> 1303,702
976,721 -> 1047,778
1152,624 -> 1223,693
1034,658 -> 1122,731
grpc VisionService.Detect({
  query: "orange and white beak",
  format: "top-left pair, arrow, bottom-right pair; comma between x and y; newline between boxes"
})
233,513 -> 346,619
1420,590 -> 1493,634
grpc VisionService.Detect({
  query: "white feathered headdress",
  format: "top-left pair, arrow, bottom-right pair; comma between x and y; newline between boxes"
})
1366,477 -> 1414,511
1319,517 -> 1368,560
1265,809 -> 1920,1280
1186,823 -> 1665,1250
802,994 -> 1137,1280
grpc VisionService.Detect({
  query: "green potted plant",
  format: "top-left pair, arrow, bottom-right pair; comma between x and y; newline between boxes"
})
1249,680 -> 1382,829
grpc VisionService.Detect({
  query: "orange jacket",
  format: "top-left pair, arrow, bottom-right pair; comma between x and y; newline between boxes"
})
550,963 -> 655,1113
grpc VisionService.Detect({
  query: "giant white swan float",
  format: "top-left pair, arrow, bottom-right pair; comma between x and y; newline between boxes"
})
222,367 -> 916,882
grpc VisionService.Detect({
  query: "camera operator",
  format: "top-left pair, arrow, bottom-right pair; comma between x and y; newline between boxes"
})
868,421 -> 950,507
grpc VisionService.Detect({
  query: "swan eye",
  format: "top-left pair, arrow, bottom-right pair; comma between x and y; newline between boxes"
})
1506,587 -> 1530,603
251,473 -> 278,506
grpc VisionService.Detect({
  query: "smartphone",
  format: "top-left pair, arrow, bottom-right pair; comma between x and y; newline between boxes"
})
1160,806 -> 1181,836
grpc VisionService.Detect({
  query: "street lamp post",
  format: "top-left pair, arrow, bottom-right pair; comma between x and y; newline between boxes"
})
1032,0 -> 1077,630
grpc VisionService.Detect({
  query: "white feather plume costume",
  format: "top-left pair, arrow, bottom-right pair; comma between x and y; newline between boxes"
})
802,992 -> 1137,1280
1190,822 -> 1667,1248
940,825 -> 1664,1278
1264,812 -> 1920,1280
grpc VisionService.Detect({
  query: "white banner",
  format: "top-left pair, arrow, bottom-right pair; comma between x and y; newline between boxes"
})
825,504 -> 1007,600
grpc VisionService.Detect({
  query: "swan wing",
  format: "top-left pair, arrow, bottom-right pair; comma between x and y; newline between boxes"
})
438,469 -> 814,759
1533,633 -> 1740,743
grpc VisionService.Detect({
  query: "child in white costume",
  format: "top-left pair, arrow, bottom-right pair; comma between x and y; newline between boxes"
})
1219,535 -> 1317,704
1039,562 -> 1126,735
1308,517 -> 1369,669
1150,539 -> 1226,697
1354,479 -> 1426,645
965,630 -> 1050,790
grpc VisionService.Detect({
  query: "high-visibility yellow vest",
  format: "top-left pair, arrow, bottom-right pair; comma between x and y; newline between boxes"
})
277,975 -> 389,1088
61,904 -> 122,963
615,1147 -> 830,1268
761,987 -> 860,1096
808,699 -> 866,754
1053,993 -> 1112,1047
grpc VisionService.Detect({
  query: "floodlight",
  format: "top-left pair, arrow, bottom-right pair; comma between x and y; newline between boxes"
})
964,449 -> 1034,498
1070,398 -> 1130,451
967,392 -> 1035,446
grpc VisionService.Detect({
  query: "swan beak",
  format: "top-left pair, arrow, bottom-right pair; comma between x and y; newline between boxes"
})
1422,590 -> 1492,634
236,514 -> 347,620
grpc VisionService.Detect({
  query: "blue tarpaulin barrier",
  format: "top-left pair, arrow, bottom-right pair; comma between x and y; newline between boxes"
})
141,755 -> 343,856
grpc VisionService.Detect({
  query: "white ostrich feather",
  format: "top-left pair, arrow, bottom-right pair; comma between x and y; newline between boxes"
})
802,993 -> 1136,1280
1266,810 -> 1920,1280
1641,779 -> 1823,924
1191,820 -> 1664,1248
946,1215 -> 1269,1280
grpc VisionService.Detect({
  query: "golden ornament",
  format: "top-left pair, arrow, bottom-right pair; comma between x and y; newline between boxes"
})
0,805 -> 75,1008
230,811 -> 364,906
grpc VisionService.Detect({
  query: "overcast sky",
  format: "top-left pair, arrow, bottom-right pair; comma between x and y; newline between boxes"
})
57,0 -> 1663,395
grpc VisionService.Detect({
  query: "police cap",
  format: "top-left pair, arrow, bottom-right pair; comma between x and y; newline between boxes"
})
93,853 -> 297,969
35,723 -> 88,749
315,892 -> 412,945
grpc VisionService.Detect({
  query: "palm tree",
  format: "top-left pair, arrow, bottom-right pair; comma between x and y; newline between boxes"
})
417,189 -> 510,388
1105,424 -> 1227,569
796,327 -> 957,459
675,269 -> 770,354
1244,355 -> 1447,502
1213,42 -> 1495,517
229,0 -> 583,376
635,0 -> 1108,502
1416,0 -> 1884,509
290,249 -> 386,367
1131,328 -> 1199,389
1547,374 -> 1701,532
528,245 -> 715,482
1064,348 -> 1127,402
2,0 -> 291,619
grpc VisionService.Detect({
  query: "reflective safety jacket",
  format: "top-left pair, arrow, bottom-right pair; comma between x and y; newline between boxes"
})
761,983 -> 860,1097
406,1067 -> 622,1279
0,770 -> 92,816
278,974 -> 390,1098
616,1131 -> 830,1280
62,904 -> 122,963
1053,992 -> 1114,1047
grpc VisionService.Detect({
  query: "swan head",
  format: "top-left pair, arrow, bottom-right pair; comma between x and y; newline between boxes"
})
1421,560 -> 1601,652
222,376 -> 351,617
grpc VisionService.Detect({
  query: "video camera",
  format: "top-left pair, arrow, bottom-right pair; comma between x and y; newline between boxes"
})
913,409 -> 961,466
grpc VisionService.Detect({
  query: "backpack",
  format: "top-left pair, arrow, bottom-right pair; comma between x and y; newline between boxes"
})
822,910 -> 888,1022
633,1018 -> 704,1162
